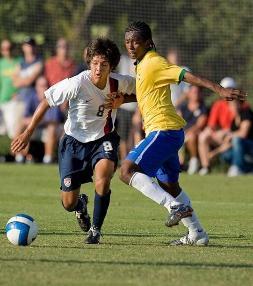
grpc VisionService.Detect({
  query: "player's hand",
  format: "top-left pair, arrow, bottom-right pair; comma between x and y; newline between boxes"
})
11,130 -> 32,153
104,92 -> 124,109
219,87 -> 247,101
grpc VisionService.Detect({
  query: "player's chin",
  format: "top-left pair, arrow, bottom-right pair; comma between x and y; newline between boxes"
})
128,53 -> 137,59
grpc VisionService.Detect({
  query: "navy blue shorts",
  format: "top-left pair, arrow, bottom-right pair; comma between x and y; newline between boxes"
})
58,131 -> 120,191
126,129 -> 184,183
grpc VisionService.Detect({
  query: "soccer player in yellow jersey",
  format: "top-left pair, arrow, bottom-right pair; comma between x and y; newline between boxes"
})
109,21 -> 246,246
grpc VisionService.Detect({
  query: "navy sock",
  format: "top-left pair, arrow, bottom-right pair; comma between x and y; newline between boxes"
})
93,190 -> 111,229
74,198 -> 83,212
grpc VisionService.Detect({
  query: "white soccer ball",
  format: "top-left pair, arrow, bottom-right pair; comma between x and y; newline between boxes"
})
5,214 -> 38,246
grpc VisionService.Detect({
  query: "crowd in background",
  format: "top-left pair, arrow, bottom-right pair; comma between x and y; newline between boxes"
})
0,38 -> 253,177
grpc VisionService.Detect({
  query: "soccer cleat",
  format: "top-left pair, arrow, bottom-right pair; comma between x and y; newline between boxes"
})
170,230 -> 209,246
165,204 -> 193,227
75,194 -> 91,232
85,226 -> 101,244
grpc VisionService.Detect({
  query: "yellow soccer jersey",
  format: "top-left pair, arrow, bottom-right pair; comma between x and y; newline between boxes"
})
135,50 -> 186,134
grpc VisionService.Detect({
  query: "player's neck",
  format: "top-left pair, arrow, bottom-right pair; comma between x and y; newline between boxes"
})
91,77 -> 107,90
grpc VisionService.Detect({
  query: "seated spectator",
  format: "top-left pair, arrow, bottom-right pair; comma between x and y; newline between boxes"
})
178,85 -> 208,174
0,39 -> 21,139
208,100 -> 253,176
198,77 -> 237,175
15,76 -> 64,163
12,37 -> 43,135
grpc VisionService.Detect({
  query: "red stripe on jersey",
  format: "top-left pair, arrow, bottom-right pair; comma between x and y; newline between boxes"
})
104,77 -> 118,134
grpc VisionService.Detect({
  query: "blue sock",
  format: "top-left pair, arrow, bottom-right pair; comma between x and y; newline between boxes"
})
93,190 -> 111,229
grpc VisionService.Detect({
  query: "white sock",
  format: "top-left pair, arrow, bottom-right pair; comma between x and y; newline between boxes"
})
129,172 -> 179,211
176,190 -> 204,235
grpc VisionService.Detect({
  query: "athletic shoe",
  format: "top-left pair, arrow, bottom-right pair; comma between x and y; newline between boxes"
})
170,230 -> 209,246
187,157 -> 199,175
75,194 -> 91,232
199,167 -> 210,176
165,204 -> 193,227
85,226 -> 101,244
227,165 -> 243,177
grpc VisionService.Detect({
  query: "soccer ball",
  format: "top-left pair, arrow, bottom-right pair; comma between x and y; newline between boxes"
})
5,214 -> 38,246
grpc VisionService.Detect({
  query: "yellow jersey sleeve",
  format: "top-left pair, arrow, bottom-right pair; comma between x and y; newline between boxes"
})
150,56 -> 183,89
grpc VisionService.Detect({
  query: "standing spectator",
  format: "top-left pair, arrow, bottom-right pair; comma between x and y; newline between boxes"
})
178,85 -> 208,174
208,100 -> 253,176
198,77 -> 237,175
12,37 -> 43,138
0,39 -> 21,138
44,38 -> 76,86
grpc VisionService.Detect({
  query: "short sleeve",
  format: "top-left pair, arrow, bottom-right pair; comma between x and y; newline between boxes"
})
44,76 -> 81,107
153,57 -> 183,88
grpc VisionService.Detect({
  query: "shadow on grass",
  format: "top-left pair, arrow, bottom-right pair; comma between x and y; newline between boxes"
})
0,257 -> 252,269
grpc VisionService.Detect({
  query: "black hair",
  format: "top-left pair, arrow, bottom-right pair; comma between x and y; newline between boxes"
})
125,21 -> 156,50
86,38 -> 121,71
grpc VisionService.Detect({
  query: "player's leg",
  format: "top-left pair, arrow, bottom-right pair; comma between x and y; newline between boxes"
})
85,159 -> 115,244
58,134 -> 91,232
120,130 -> 192,224
156,157 -> 208,246
85,131 -> 120,244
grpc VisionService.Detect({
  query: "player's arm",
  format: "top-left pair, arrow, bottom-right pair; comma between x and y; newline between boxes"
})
104,92 -> 136,109
11,99 -> 50,153
183,71 -> 247,101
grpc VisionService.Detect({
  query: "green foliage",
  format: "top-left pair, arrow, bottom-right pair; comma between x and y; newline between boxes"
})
0,164 -> 253,286
0,0 -> 252,98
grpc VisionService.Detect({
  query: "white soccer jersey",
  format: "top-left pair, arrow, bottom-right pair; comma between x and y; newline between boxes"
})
44,70 -> 135,143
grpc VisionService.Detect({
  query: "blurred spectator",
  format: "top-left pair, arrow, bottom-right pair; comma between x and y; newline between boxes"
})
44,38 -> 76,86
44,38 -> 75,114
74,47 -> 88,75
198,77 -> 237,175
15,76 -> 64,164
178,85 -> 208,174
12,37 -> 43,135
208,100 -> 253,177
0,39 -> 21,138
166,48 -> 190,107
117,54 -> 139,161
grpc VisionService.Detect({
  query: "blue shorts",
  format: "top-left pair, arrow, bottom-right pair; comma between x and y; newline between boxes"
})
58,131 -> 120,191
126,129 -> 184,183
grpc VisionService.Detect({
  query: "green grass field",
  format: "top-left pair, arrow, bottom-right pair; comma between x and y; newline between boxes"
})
0,164 -> 253,286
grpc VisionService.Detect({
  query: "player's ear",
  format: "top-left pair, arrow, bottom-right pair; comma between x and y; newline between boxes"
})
145,39 -> 152,50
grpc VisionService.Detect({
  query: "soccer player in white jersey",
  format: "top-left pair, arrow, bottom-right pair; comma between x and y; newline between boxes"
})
11,38 -> 135,244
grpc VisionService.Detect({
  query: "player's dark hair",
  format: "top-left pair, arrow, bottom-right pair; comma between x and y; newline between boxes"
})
86,38 -> 121,71
125,21 -> 156,50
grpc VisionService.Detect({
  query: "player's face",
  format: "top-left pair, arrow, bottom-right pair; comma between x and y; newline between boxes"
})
90,55 -> 111,88
125,31 -> 149,61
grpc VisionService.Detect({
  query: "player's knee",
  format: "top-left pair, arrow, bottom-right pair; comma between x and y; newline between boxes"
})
61,197 -> 77,212
95,178 -> 111,196
119,165 -> 129,184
